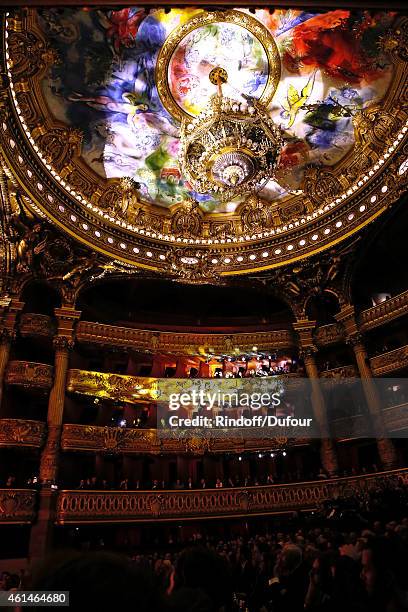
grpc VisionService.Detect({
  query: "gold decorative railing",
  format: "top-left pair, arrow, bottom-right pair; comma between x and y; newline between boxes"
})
320,365 -> 358,378
370,345 -> 408,376
360,290 -> 408,331
0,489 -> 37,524
61,424 -> 296,454
6,361 -> 54,389
19,313 -> 56,337
75,321 -> 295,355
314,324 -> 345,347
56,468 -> 408,524
0,419 -> 46,448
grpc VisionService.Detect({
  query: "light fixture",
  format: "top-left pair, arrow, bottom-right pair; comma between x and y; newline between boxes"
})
179,67 -> 282,202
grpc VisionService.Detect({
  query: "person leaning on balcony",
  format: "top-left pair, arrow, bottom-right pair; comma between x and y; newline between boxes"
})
215,478 -> 223,488
200,478 -> 206,489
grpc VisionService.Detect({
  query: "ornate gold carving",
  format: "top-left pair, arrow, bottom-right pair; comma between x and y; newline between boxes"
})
76,320 -> 295,355
6,360 -> 53,388
360,289 -> 408,331
0,489 -> 37,523
35,127 -> 82,172
0,418 -> 46,447
61,424 -> 297,455
303,166 -> 342,206
320,365 -> 358,378
379,18 -> 408,63
240,197 -> 272,233
56,469 -> 408,524
170,201 -> 202,238
370,344 -> 408,376
20,313 -> 56,337
156,10 -> 281,122
167,248 -> 219,284
7,29 -> 58,80
314,323 -> 344,347
53,336 -> 74,352
66,369 -> 158,403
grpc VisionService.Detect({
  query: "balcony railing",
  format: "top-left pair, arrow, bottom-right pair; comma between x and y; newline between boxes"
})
6,361 -> 54,389
61,424 -> 301,454
56,468 -> 408,524
19,313 -> 56,337
370,345 -> 408,376
330,403 -> 408,440
0,419 -> 46,448
75,321 -> 295,354
0,489 -> 37,524
360,290 -> 408,331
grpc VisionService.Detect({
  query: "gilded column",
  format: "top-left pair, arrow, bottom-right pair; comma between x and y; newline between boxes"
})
29,307 -> 81,560
294,320 -> 338,476
335,305 -> 397,469
0,298 -> 24,414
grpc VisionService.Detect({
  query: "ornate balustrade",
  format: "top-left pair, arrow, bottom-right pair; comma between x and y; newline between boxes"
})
19,313 -> 56,337
370,345 -> 408,376
0,419 -> 46,448
75,321 -> 295,355
61,424 -> 296,454
56,468 -> 408,524
319,365 -> 358,378
314,324 -> 345,347
360,290 -> 408,331
6,361 -> 54,389
0,489 -> 37,524
330,402 -> 408,440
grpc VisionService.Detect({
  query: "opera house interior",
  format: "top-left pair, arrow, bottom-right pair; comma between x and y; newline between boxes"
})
0,0 -> 408,609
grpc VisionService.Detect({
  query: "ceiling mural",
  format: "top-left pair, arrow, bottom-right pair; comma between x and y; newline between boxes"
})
1,8 -> 408,281
37,8 -> 394,212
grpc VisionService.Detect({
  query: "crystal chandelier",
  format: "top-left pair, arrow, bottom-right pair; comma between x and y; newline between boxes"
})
179,68 -> 283,202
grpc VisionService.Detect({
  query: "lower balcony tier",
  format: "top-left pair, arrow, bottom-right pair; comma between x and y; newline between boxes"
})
56,468 -> 408,524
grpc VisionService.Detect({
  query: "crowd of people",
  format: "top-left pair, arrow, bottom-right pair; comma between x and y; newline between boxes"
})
1,479 -> 407,610
2,463 -> 387,491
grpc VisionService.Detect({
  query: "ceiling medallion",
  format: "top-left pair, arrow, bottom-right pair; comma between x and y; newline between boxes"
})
156,9 -> 281,123
179,68 -> 283,201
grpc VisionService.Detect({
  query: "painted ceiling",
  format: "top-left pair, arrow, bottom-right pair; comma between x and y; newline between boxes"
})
38,7 -> 394,213
2,8 -> 407,280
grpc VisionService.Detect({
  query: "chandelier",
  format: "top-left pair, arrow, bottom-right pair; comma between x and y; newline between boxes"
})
179,68 -> 283,202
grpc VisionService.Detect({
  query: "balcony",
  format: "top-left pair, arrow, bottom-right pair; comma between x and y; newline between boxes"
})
0,419 -> 46,448
75,321 -> 295,354
19,313 -> 56,337
56,468 -> 408,524
0,489 -> 37,524
360,290 -> 408,331
61,424 -> 302,454
330,402 -> 408,440
6,361 -> 54,389
370,345 -> 408,376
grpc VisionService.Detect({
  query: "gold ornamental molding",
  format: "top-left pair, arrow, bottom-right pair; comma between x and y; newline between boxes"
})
0,418 -> 46,448
359,289 -> 408,331
66,369 -> 158,404
56,468 -> 408,523
1,11 -> 408,279
61,423 -> 299,455
75,321 -> 295,354
156,10 -> 281,122
370,344 -> 408,376
19,313 -> 56,337
6,360 -> 54,389
320,365 -> 358,378
0,489 -> 37,524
